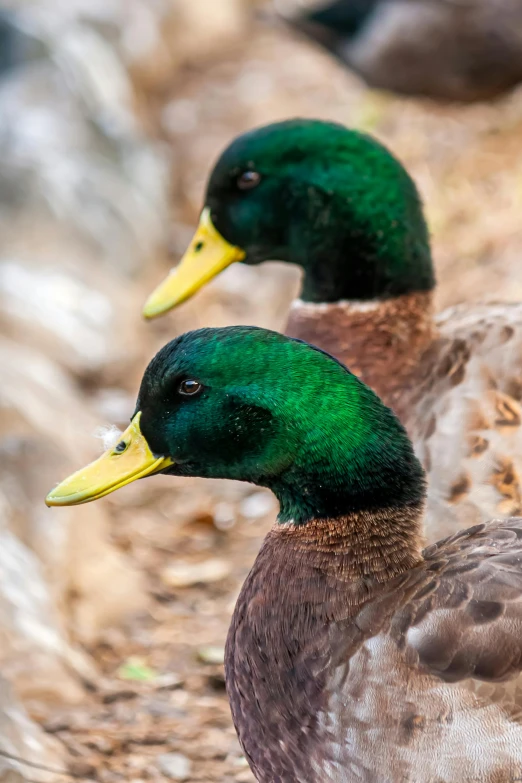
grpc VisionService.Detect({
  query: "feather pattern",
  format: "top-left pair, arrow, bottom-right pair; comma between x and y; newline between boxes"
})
287,297 -> 522,542
226,516 -> 522,782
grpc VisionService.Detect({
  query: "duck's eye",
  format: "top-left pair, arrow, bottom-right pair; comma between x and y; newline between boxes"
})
178,379 -> 202,397
237,171 -> 261,190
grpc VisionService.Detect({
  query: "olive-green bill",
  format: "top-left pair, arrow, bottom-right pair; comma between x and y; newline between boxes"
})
143,208 -> 246,319
45,412 -> 172,507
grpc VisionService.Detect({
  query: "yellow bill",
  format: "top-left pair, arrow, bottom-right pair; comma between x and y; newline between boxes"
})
45,412 -> 173,507
143,207 -> 246,319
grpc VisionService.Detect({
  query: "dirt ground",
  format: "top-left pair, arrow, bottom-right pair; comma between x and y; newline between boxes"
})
30,21 -> 522,783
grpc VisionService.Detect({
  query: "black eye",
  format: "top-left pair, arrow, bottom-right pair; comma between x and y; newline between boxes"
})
178,379 -> 202,397
237,171 -> 261,190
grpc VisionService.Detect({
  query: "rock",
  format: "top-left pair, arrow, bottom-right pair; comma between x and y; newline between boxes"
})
0,9 -> 169,273
161,559 -> 232,588
155,673 -> 183,691
0,0 -> 161,673
66,503 -> 148,645
197,646 -> 226,666
0,524 -> 91,708
235,770 -> 256,782
213,501 -> 237,531
157,752 -> 192,781
0,2 -> 169,384
0,338 -> 148,648
0,673 -> 65,782
228,753 -> 250,769
0,257 -> 148,378
239,491 -> 276,520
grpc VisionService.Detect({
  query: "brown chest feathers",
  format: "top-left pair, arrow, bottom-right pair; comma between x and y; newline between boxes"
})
286,296 -> 522,540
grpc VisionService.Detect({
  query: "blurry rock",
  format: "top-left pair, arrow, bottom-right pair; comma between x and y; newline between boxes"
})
0,258 -> 147,378
197,646 -> 225,665
155,673 -> 183,691
239,491 -> 276,520
0,2 -> 169,386
0,337 -> 99,459
0,9 -> 47,76
157,752 -> 191,781
0,673 -> 65,782
0,260 -> 113,374
0,64 -> 168,275
0,524 -> 89,707
230,755 -> 249,768
161,559 -> 232,588
0,4 -> 169,264
213,501 -> 237,531
168,0 -> 250,64
235,769 -> 256,782
1,0 -> 254,98
0,338 -> 148,647
67,503 -> 148,645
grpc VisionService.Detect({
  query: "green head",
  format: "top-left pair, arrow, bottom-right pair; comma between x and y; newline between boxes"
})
47,327 -> 426,526
143,119 -> 434,317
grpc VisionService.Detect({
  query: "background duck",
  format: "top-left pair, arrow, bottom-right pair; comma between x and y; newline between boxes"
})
143,118 -> 522,541
276,0 -> 522,103
47,326 -> 522,783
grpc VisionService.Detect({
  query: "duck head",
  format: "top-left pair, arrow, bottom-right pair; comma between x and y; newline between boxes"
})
143,119 -> 434,316
280,0 -> 381,60
46,327 -> 425,525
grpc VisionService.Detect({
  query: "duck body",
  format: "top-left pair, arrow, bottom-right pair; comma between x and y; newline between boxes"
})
143,119 -> 522,542
282,0 -> 522,102
46,326 -> 522,783
228,517 -> 522,782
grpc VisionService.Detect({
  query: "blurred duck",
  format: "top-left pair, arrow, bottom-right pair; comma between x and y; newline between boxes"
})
143,119 -> 522,541
277,0 -> 522,102
47,326 -> 522,782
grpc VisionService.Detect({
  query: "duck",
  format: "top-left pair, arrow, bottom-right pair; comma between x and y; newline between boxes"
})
275,0 -> 522,103
46,325 -> 522,782
142,118 -> 522,541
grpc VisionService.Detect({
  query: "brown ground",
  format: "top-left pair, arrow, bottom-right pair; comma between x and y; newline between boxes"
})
31,19 -> 522,783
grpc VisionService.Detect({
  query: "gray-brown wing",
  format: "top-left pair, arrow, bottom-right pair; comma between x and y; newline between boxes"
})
412,303 -> 522,542
401,518 -> 522,689
315,519 -> 522,782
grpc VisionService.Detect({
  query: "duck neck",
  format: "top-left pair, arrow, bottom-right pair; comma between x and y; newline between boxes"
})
286,290 -> 437,415
276,504 -> 425,584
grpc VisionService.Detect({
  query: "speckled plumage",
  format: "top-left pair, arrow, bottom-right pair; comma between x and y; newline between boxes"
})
227,515 -> 522,782
287,295 -> 522,542
282,0 -> 522,102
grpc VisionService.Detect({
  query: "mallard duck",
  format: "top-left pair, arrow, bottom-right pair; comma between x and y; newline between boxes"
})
47,326 -> 522,782
142,119 -> 522,541
277,0 -> 522,102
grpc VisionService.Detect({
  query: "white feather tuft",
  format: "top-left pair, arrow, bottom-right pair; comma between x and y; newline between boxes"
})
94,424 -> 123,452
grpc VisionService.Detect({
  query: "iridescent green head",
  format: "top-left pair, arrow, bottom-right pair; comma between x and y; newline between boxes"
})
47,327 -> 426,525
143,119 -> 434,317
